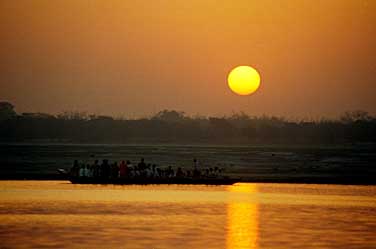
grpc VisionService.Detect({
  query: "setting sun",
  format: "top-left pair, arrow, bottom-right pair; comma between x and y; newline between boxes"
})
228,66 -> 261,96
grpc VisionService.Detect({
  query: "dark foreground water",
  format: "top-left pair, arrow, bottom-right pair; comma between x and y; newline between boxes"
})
0,181 -> 375,249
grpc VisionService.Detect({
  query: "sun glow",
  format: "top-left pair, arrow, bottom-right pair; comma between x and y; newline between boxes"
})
227,183 -> 259,249
228,66 -> 261,95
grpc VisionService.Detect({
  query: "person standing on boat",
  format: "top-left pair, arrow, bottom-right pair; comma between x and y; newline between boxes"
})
152,164 -> 157,178
79,164 -> 85,178
138,158 -> 146,176
111,162 -> 119,179
126,160 -> 133,177
193,158 -> 200,178
93,160 -> 99,178
101,159 -> 110,179
70,160 -> 79,177
145,164 -> 153,178
176,167 -> 184,178
86,164 -> 92,177
119,160 -> 128,178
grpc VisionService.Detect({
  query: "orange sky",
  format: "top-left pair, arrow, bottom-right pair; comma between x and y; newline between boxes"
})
1,0 -> 375,118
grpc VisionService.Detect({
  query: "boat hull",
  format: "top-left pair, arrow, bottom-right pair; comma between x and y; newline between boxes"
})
69,177 -> 239,185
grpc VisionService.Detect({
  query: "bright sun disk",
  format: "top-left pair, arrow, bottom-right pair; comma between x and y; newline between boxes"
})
227,66 -> 261,96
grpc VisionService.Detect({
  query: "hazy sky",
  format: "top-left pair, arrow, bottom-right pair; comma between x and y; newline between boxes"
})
1,0 -> 375,118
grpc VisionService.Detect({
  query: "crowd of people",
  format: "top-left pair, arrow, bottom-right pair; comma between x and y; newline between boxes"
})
70,158 -> 224,179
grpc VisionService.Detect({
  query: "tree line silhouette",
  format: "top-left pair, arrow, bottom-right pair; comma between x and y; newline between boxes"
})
1,102 -> 375,144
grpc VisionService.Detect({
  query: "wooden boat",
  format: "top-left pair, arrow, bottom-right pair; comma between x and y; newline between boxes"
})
69,176 -> 239,185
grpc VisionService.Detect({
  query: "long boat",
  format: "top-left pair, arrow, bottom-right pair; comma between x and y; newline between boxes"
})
69,176 -> 239,185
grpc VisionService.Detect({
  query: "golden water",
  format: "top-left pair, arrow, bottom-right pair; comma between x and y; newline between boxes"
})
0,181 -> 375,248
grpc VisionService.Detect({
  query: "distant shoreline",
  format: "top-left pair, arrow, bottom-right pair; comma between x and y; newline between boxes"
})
1,141 -> 374,148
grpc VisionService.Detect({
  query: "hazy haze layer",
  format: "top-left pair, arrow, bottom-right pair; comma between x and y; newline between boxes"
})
1,0 -> 375,118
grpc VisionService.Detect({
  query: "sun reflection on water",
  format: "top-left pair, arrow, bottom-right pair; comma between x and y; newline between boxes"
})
226,183 -> 258,249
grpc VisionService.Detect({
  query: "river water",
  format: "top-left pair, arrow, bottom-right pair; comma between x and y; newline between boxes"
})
2,143 -> 375,180
0,181 -> 375,249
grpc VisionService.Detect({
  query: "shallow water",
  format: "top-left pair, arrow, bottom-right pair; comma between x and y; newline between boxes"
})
0,181 -> 375,249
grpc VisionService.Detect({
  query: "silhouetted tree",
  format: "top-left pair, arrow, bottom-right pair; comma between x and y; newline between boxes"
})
152,110 -> 186,123
0,102 -> 16,121
340,110 -> 372,123
0,102 -> 375,144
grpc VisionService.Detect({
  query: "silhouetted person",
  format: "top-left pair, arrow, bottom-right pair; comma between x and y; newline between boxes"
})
186,170 -> 191,177
111,162 -> 119,179
93,160 -> 100,178
71,160 -> 79,177
167,166 -> 174,178
145,164 -> 153,178
119,160 -> 128,178
193,158 -> 200,178
79,164 -> 85,177
128,167 -> 135,178
138,158 -> 146,171
176,167 -> 184,178
209,168 -> 214,177
152,164 -> 156,177
86,164 -> 93,177
156,168 -> 162,178
214,167 -> 219,177
101,159 -> 110,179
